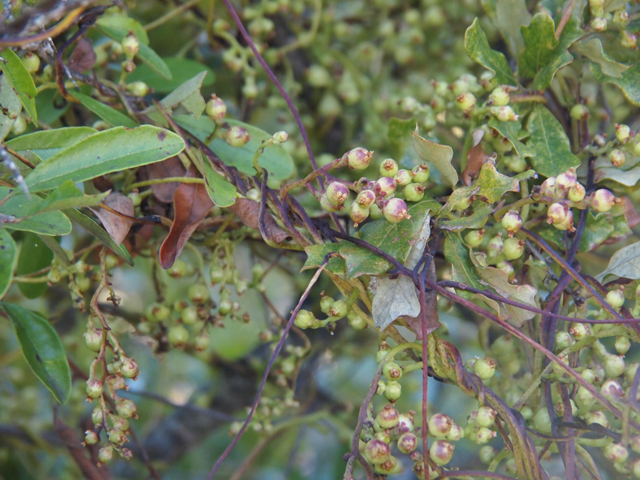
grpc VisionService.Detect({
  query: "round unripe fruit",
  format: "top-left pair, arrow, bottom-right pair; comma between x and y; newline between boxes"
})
194,332 -> 210,351
328,299 -> 348,318
369,203 -> 383,220
569,322 -> 591,340
146,303 -> 170,322
218,298 -> 232,315
570,104 -> 590,120
568,183 -> 586,202
428,413 -> 453,437
168,259 -> 190,279
474,357 -> 496,380
533,408 -> 552,434
364,438 -> 391,464
294,309 -> 315,329
84,328 -> 103,352
555,331 -> 575,350
376,404 -> 400,429
319,194 -> 344,212
600,379 -> 624,400
84,430 -> 99,445
347,310 -> 367,330
325,182 -> 349,206
21,53 -> 40,74
356,189 -> 376,207
603,354 -> 625,378
206,94 -> 227,122
383,362 -> 403,381
556,168 -> 577,195
412,164 -> 430,183
350,203 -> 369,227
446,423 -> 464,441
120,357 -> 139,379
320,296 -> 335,314
98,445 -> 113,464
456,92 -> 476,111
503,237 -> 524,260
430,440 -> 454,466
108,429 -> 127,445
398,432 -> 418,453
609,149 -> 625,167
616,124 -> 631,143
476,406 -> 497,427
396,413 -> 415,434
465,229 -> 484,248
501,210 -> 522,236
209,264 -> 226,284
116,398 -> 137,419
606,289 -> 625,309
479,445 -> 498,464
604,443 -> 629,464
126,81 -> 149,97
496,260 -> 515,280
168,325 -> 189,347
547,203 -> 573,230
383,198 -> 410,223
539,177 -> 557,197
591,189 -> 616,213
489,86 -> 510,106
380,159 -> 399,177
188,284 -> 210,304
374,177 -> 397,197
346,147 -> 373,170
404,183 -> 425,202
121,34 -> 140,59
491,105 -> 518,122
394,169 -> 412,186
615,335 -> 631,355
86,378 -> 103,399
487,235 -> 503,258
384,381 -> 402,401
225,126 -> 251,147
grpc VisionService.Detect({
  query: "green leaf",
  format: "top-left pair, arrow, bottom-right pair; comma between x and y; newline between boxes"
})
591,63 -> 640,106
34,89 -> 70,126
476,162 -> 520,203
578,211 -> 613,252
201,157 -> 237,207
6,127 -> 97,160
63,208 -> 133,266
412,127 -> 458,187
137,44 -> 172,80
173,114 -> 216,142
210,120 -> 295,180
70,92 -> 138,128
0,48 -> 37,123
519,13 -> 560,82
340,242 -> 392,279
154,71 -> 208,119
16,232 -> 53,299
32,181 -> 110,214
494,0 -> 532,57
302,243 -> 346,274
573,38 -> 630,78
596,241 -> 640,281
358,198 -> 436,264
0,187 -> 72,236
526,104 -> 580,177
444,231 -> 485,294
24,126 -> 185,192
1,302 -> 72,404
531,19 -> 583,89
513,170 -> 538,181
388,117 -> 417,160
464,18 -> 518,86
95,14 -> 150,45
126,57 -> 215,93
488,119 -> 535,158
440,185 -> 479,217
594,165 -> 640,187
0,229 -> 17,299
439,203 -> 494,231
0,72 -> 22,141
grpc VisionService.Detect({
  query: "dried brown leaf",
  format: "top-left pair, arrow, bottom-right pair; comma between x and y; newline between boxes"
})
144,156 -> 186,203
462,129 -> 492,186
68,38 -> 97,73
228,198 -> 290,244
92,192 -> 134,245
402,259 -> 440,339
622,196 -> 640,229
159,178 -> 213,269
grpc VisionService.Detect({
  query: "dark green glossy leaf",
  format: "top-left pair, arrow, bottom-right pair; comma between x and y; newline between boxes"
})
0,187 -> 72,236
0,72 -> 22,141
475,162 -> 520,203
340,242 -> 391,278
63,208 -> 133,266
526,104 -> 580,177
578,211 -> 613,252
0,48 -> 37,123
126,57 -> 215,93
302,243 -> 346,274
70,92 -> 138,128
488,119 -> 535,158
1,302 -> 71,404
6,127 -> 97,160
0,229 -> 17,299
156,72 -> 207,119
33,89 -> 70,126
32,180 -> 110,214
25,126 -> 185,192
173,114 -> 216,142
465,18 -> 518,86
210,120 -> 295,181
16,232 -> 53,299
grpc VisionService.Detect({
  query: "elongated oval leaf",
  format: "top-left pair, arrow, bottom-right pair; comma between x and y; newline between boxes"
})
0,230 -> 17,299
70,92 -> 138,128
0,187 -> 72,236
597,241 -> 640,281
1,302 -> 72,404
6,127 -> 97,161
16,232 -> 53,299
0,48 -> 37,123
202,157 -> 237,207
127,57 -> 215,93
32,180 -> 109,214
25,126 -> 185,192
0,72 -> 22,141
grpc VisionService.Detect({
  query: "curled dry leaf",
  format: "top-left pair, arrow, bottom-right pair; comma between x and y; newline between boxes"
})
402,258 -> 440,339
144,156 -> 186,203
159,178 -> 214,269
228,198 -> 290,244
462,129 -> 492,186
67,37 -> 97,74
92,192 -> 134,245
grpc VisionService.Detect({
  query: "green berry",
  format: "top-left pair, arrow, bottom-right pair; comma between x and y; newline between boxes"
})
394,169 -> 412,186
455,92 -> 476,111
591,189 -> 616,213
328,299 -> 348,318
168,259 -> 190,279
180,306 -> 199,325
168,325 -> 190,347
465,229 -> 485,248
609,149 -> 626,167
98,445 -> 114,464
568,183 -> 586,202
533,408 -> 552,434
376,404 -> 400,429
479,445 -> 498,464
487,235 -> 503,258
320,295 -> 335,314
205,94 -> 227,122
346,147 -> 373,170
369,203 -> 383,220
570,104 -> 590,120
84,430 -> 99,445
355,189 -> 376,208
383,198 -> 410,223
615,335 -> 631,355
86,379 -> 103,399
188,284 -> 210,304
380,158 -> 399,177
121,34 -> 140,59
384,381 -> 402,401
603,354 -> 625,378
604,443 -> 629,464
319,193 -> 345,212
84,327 -> 103,352
383,362 -> 403,381
116,398 -> 137,419
474,357 -> 496,380
398,433 -> 418,454
294,309 -> 315,329
606,289 -> 625,309
364,439 -> 391,464
350,202 -> 370,227
430,440 -> 454,466
325,182 -> 350,206
404,183 -> 425,202
503,237 -> 524,260
411,164 -> 430,183
501,210 -> 522,236
21,53 -> 40,74
126,81 -> 149,97
374,177 -> 397,197
120,357 -> 139,379
225,126 -> 251,147
347,310 -> 367,330
616,124 -> 631,143
428,413 -> 453,437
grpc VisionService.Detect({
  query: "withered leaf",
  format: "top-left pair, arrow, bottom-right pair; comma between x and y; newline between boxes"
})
92,192 -> 134,245
159,180 -> 213,269
462,129 -> 492,186
68,38 -> 97,74
402,259 -> 440,340
228,198 -> 290,244
144,156 -> 185,203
